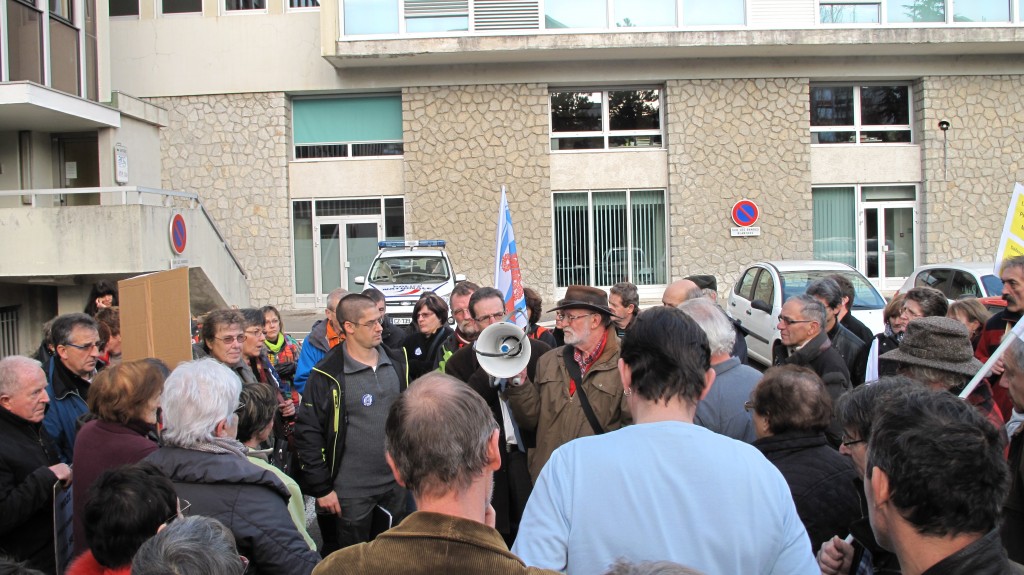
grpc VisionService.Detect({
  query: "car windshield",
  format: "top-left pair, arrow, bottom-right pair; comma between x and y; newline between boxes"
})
982,274 -> 1004,297
368,256 -> 449,285
780,270 -> 886,309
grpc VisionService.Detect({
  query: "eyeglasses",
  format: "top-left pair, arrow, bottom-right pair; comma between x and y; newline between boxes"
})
215,334 -> 246,344
264,317 -> 280,326
743,400 -> 756,412
452,307 -> 471,318
841,434 -> 866,448
165,497 -> 191,525
347,317 -> 384,329
63,340 -> 105,352
777,316 -> 813,326
234,401 -> 245,414
900,306 -> 924,319
474,311 -> 506,324
244,328 -> 264,338
555,312 -> 595,323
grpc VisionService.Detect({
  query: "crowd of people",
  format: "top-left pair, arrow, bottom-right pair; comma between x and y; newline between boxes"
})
2,257 -> 1024,575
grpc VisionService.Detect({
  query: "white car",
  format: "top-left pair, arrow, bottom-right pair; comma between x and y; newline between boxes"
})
895,262 -> 1004,302
355,240 -> 466,326
727,261 -> 887,367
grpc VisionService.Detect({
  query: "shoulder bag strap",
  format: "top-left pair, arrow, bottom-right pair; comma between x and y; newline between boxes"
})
563,346 -> 604,435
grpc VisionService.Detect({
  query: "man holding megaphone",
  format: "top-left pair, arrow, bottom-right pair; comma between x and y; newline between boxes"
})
445,287 -> 552,547
504,285 -> 632,482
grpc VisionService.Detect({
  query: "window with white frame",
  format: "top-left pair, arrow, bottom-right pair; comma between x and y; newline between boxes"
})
225,0 -> 265,10
162,0 -> 202,14
550,88 -> 663,151
292,95 -> 404,160
553,190 -> 667,288
820,0 -> 1012,24
810,84 -> 912,145
820,1 -> 881,23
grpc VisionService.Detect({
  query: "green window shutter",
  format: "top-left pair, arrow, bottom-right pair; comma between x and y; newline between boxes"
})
813,186 -> 856,267
293,96 -> 403,145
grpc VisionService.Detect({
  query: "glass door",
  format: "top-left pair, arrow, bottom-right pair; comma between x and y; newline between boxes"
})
314,218 -> 381,301
863,203 -> 916,291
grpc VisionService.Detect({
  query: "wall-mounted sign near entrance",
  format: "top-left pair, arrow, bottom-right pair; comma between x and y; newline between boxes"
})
731,199 -> 759,227
170,213 -> 187,255
731,199 -> 761,237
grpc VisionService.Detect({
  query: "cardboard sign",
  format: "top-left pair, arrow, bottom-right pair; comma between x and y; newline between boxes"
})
994,182 -> 1024,275
119,268 -> 194,369
54,483 -> 73,575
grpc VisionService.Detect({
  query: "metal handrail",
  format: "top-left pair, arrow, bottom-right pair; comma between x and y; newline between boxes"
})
0,186 -> 247,278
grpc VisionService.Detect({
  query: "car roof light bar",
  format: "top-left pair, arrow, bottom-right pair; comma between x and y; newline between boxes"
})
378,240 -> 446,249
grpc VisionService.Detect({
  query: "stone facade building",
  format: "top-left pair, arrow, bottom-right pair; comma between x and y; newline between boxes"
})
101,0 -> 1024,314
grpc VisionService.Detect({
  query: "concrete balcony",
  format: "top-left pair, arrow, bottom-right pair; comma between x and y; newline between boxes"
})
0,187 -> 250,312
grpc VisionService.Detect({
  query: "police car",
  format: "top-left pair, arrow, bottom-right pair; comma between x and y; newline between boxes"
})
354,240 -> 466,326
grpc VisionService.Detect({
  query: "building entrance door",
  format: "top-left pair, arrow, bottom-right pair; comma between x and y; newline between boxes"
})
313,218 -> 381,302
862,203 -> 916,291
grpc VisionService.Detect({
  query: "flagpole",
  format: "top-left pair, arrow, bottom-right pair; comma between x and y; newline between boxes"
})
960,320 -> 1024,399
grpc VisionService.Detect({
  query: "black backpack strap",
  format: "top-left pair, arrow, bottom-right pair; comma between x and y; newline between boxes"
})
563,346 -> 604,436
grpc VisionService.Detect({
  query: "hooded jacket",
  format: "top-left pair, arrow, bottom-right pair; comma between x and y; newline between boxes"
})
145,446 -> 320,575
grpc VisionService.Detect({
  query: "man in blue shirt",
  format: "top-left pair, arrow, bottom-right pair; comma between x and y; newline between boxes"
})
512,306 -> 817,575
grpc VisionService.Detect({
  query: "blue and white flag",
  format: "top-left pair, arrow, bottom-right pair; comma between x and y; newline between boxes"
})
494,186 -> 528,328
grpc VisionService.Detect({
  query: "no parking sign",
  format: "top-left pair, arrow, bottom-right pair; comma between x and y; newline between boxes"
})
730,199 -> 761,237
169,213 -> 187,255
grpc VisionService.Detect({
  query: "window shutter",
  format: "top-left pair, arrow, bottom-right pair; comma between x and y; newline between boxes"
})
404,0 -> 468,18
473,0 -> 540,30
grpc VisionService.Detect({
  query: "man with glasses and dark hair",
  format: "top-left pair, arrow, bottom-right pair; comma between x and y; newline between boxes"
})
43,312 -> 103,462
438,281 -> 481,372
818,377 -> 915,575
444,287 -> 552,546
295,293 -> 410,556
362,288 -> 405,350
773,295 -> 850,445
506,285 -> 631,482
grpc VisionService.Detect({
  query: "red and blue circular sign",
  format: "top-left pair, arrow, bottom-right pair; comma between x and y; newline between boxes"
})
731,199 -> 760,227
169,214 -> 187,255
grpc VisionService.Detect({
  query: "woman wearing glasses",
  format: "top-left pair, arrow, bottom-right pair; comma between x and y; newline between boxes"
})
192,309 -> 257,384
403,294 -> 453,381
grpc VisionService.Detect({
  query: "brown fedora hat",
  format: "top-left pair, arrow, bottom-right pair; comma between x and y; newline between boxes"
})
547,285 -> 618,318
879,316 -> 983,378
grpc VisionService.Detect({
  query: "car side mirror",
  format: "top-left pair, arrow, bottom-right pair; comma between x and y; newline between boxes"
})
354,276 -> 366,285
751,299 -> 772,314
455,274 -> 467,282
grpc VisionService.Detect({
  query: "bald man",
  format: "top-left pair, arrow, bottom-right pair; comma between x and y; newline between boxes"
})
662,279 -> 748,364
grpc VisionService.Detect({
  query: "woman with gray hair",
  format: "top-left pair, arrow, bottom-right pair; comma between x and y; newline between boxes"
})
132,516 -> 245,575
144,359 -> 320,575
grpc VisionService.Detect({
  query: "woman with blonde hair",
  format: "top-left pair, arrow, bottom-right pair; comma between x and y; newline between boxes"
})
947,297 -> 992,351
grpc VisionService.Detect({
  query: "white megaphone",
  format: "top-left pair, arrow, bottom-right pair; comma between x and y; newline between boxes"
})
474,322 -> 531,379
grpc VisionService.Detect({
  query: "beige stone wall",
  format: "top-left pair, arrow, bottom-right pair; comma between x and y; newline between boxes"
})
918,75 -> 1024,264
148,93 -> 292,305
403,84 -> 552,299
666,78 -> 812,294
